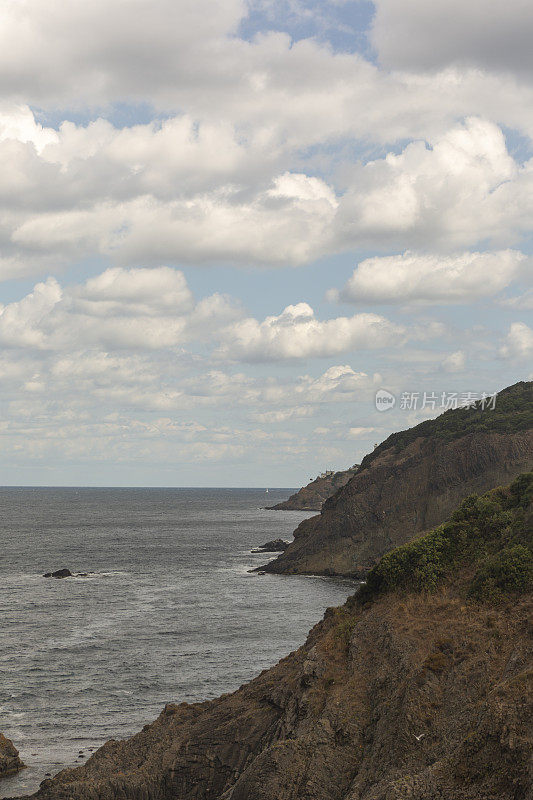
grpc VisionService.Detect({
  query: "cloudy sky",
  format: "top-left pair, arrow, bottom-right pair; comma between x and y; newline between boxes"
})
0,0 -> 532,486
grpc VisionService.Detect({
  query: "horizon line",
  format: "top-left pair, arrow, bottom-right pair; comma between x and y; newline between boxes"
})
0,484 -> 298,490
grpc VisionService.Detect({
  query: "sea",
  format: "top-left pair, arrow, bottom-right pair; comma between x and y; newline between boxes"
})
0,488 -> 356,797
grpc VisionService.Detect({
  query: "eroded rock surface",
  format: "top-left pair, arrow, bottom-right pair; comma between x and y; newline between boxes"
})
268,467 -> 359,511
265,381 -> 533,576
17,476 -> 533,800
251,539 -> 290,553
43,569 -> 73,579
0,734 -> 24,779
18,583 -> 532,800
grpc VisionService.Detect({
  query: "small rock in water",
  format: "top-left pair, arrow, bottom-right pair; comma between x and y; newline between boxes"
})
0,733 -> 24,777
43,568 -> 73,579
251,539 -> 290,553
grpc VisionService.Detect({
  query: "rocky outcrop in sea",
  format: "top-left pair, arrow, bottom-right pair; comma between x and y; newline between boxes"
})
43,569 -> 73,579
251,539 -> 290,553
0,734 -> 24,779
267,467 -> 359,511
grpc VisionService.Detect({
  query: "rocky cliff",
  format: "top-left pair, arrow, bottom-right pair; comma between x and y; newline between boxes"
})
268,467 -> 359,511
0,735 -> 24,779
16,474 -> 533,800
264,381 -> 533,577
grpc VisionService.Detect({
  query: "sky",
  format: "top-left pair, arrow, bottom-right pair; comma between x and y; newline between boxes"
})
0,0 -> 532,487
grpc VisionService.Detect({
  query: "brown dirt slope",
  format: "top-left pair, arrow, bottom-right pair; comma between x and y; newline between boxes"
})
264,380 -> 533,577
16,474 -> 533,800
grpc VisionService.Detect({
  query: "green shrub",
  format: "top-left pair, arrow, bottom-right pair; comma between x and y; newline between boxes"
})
362,381 -> 532,471
509,472 -> 533,508
358,473 -> 532,604
469,545 -> 533,601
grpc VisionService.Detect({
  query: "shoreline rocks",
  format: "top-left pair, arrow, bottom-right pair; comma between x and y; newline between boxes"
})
251,539 -> 290,553
43,569 -> 94,579
0,734 -> 24,779
15,496 -> 532,800
43,568 -> 73,578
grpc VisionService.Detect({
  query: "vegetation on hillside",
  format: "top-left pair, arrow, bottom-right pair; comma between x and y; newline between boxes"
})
363,380 -> 532,469
358,473 -> 533,603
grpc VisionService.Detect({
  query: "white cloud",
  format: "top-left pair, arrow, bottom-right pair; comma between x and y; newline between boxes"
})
0,267 -> 238,350
335,118 -> 532,252
0,109 -> 532,279
269,172 -> 338,206
0,104 -> 58,151
372,0 -> 533,77
217,302 -> 405,361
75,266 -> 194,315
0,0 -> 532,481
0,0 -> 245,107
285,365 -> 383,404
0,278 -> 62,348
0,336 -> 386,470
500,322 -> 533,359
0,254 -> 63,283
253,406 -> 315,423
4,169 -> 338,271
313,426 -> 330,436
442,350 -> 466,373
333,249 -> 527,305
501,289 -> 533,310
0,2 -> 532,148
0,272 -> 391,445
348,426 -> 375,438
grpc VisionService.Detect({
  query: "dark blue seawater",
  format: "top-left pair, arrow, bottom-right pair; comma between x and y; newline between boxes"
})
0,488 -> 356,797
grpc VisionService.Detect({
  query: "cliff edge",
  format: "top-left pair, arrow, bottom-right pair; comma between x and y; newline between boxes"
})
263,380 -> 533,577
268,467 -> 359,511
16,474 -> 533,800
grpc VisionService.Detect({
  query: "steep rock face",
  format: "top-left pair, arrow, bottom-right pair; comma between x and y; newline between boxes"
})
266,380 -> 533,576
0,734 -> 24,779
18,573 -> 532,800
264,430 -> 532,577
268,468 -> 359,511
15,477 -> 533,800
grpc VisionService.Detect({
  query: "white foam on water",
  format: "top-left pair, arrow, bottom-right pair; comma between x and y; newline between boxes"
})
0,488 -> 353,798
